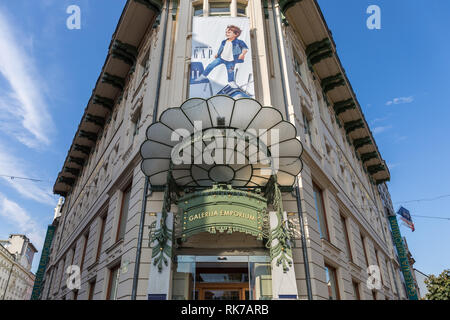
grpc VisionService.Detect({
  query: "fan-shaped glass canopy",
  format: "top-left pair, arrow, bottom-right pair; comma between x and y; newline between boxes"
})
140,96 -> 303,188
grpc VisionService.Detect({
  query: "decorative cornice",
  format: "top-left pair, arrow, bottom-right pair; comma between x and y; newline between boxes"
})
133,0 -> 164,14
101,72 -> 125,90
367,164 -> 385,175
92,95 -> 114,111
279,0 -> 303,14
321,73 -> 346,93
306,38 -> 333,68
110,40 -> 138,66
353,137 -> 372,150
68,157 -> 85,167
333,98 -> 356,115
78,130 -> 98,142
73,144 -> 91,155
58,177 -> 75,186
344,119 -> 365,134
63,167 -> 80,177
85,114 -> 105,127
360,152 -> 378,163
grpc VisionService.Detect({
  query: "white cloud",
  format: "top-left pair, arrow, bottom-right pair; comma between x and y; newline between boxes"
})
386,96 -> 414,106
0,8 -> 55,148
0,193 -> 45,250
373,125 -> 392,135
0,145 -> 55,206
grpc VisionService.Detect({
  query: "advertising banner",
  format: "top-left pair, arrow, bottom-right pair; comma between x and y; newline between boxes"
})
397,206 -> 415,231
190,16 -> 254,99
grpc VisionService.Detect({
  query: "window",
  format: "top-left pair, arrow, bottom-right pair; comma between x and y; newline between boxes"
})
88,279 -> 96,300
293,53 -> 303,77
374,249 -> 384,286
360,233 -> 369,267
194,4 -> 203,16
312,183 -> 329,241
324,264 -> 339,300
79,232 -> 89,273
302,113 -> 312,145
340,214 -> 353,262
209,2 -> 231,15
96,215 -> 107,262
107,264 -> 121,300
116,184 -> 132,242
372,290 -> 377,300
133,110 -> 141,137
352,281 -> 361,300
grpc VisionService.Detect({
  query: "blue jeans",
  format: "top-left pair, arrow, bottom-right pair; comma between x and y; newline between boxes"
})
203,58 -> 236,82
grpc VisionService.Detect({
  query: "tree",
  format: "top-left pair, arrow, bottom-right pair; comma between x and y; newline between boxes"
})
424,269 -> 450,300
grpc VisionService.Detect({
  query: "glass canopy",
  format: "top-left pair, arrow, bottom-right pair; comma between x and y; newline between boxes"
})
140,96 -> 303,187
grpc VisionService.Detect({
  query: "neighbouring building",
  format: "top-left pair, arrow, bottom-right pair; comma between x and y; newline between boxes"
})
40,0 -> 412,300
0,235 -> 37,300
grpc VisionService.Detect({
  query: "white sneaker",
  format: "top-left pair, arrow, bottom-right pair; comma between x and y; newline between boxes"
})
229,81 -> 239,88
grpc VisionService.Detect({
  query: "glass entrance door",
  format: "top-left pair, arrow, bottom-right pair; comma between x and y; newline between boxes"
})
172,255 -> 272,300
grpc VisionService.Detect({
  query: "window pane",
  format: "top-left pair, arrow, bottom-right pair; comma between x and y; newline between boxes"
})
108,266 -> 120,300
249,261 -> 272,300
325,265 -> 339,300
210,2 -> 230,14
117,187 -> 131,240
313,184 -> 328,240
172,261 -> 195,300
352,281 -> 360,300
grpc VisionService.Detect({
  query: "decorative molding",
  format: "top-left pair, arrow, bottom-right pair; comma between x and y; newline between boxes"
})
306,38 -> 333,69
101,72 -> 125,91
344,119 -> 365,134
352,137 -> 372,150
92,95 -> 114,111
321,74 -> 346,93
110,40 -> 138,66
278,0 -> 303,14
333,98 -> 356,115
133,0 -> 164,14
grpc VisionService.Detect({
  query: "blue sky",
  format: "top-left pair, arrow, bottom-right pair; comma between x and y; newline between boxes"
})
0,1 -> 448,278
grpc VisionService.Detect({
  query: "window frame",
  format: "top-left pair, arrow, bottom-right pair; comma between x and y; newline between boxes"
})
352,280 -> 361,300
106,264 -> 121,300
312,182 -> 330,241
96,215 -> 107,262
360,233 -> 369,267
116,183 -> 132,242
340,214 -> 353,262
324,263 -> 340,300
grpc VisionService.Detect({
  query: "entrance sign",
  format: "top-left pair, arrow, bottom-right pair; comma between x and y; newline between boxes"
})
190,17 -> 254,99
177,185 -> 267,241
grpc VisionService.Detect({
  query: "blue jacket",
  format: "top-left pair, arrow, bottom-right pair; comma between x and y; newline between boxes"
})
217,39 -> 249,63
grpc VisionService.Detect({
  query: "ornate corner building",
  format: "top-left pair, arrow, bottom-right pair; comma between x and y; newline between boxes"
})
37,0 -> 413,300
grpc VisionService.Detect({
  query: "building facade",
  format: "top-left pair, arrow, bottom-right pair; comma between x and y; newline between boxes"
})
41,0 -> 409,300
0,235 -> 37,300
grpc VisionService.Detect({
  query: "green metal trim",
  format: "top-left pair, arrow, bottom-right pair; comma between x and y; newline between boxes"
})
360,152 -> 378,163
111,40 -> 138,66
133,0 -> 164,14
63,167 -> 80,176
352,137 -> 372,150
333,99 -> 356,115
344,119 -> 365,134
172,0 -> 179,20
73,144 -> 91,155
78,130 -> 98,142
92,95 -> 114,111
85,114 -> 105,127
321,74 -> 346,93
101,72 -> 125,90
279,0 -> 303,14
265,176 -> 293,273
263,0 -> 269,19
150,167 -> 178,273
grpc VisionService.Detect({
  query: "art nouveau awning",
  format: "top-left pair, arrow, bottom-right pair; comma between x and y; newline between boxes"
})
140,96 -> 303,188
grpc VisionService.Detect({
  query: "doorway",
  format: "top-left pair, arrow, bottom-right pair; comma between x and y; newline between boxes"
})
172,255 -> 272,300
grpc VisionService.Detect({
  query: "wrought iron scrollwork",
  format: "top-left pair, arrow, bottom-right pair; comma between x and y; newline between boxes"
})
150,165 -> 179,272
265,175 -> 293,273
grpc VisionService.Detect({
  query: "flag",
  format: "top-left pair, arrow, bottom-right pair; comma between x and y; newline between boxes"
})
397,206 -> 415,232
